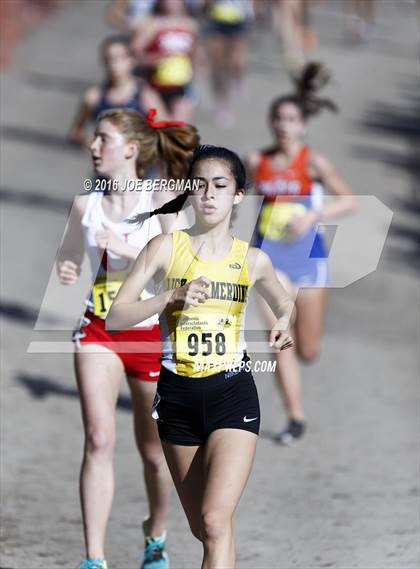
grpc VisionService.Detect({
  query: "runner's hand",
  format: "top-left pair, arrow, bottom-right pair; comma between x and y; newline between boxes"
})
287,210 -> 319,239
57,260 -> 80,285
170,276 -> 211,308
269,328 -> 294,352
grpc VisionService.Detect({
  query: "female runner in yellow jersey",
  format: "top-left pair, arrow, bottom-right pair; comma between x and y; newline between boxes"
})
108,145 -> 295,568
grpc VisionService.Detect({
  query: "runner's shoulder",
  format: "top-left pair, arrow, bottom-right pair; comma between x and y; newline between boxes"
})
145,233 -> 174,273
246,246 -> 271,279
246,146 -> 276,173
83,85 -> 101,109
308,150 -> 332,177
73,193 -> 91,217
182,15 -> 199,33
245,150 -> 262,173
247,246 -> 270,263
148,232 -> 173,253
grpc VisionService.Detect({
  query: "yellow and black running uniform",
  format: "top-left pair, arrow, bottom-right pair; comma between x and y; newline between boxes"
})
160,229 -> 250,378
153,230 -> 260,445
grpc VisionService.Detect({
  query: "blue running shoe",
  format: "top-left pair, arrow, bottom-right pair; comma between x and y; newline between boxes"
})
141,518 -> 169,569
76,559 -> 108,569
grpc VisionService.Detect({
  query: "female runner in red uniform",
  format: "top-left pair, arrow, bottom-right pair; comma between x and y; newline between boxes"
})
247,63 -> 357,444
58,108 -> 199,569
131,0 -> 198,122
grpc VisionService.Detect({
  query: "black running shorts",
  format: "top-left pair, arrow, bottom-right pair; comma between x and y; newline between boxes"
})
153,364 -> 260,446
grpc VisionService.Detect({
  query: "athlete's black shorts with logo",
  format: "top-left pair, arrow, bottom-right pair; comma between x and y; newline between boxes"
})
153,364 -> 260,446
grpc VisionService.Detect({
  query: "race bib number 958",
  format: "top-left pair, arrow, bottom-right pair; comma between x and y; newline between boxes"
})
175,314 -> 237,368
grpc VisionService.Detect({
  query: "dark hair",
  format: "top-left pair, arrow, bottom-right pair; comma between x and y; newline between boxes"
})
101,35 -> 133,60
128,145 -> 246,226
153,0 -> 187,16
270,61 -> 338,121
187,145 -> 246,189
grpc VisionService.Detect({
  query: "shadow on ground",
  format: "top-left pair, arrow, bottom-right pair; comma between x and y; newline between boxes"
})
1,125 -> 82,153
354,76 -> 420,274
0,300 -> 61,327
0,187 -> 72,212
16,372 -> 133,412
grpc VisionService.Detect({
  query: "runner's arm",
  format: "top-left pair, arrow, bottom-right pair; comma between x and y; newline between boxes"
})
56,196 -> 87,284
56,196 -> 87,266
140,84 -> 169,120
310,152 -> 357,220
244,151 -> 261,194
249,247 -> 296,330
131,20 -> 161,66
68,87 -> 100,147
107,233 -> 172,329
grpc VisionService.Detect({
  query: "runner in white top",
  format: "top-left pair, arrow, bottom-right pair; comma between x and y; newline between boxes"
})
74,188 -> 160,333
57,108 -> 199,569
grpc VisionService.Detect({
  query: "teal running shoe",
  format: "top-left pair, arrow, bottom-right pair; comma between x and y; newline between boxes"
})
76,558 -> 108,569
141,518 -> 169,569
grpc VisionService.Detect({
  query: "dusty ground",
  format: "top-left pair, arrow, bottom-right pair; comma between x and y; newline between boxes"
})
1,1 -> 419,568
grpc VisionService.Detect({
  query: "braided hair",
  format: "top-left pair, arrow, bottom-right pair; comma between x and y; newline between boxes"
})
128,145 -> 246,226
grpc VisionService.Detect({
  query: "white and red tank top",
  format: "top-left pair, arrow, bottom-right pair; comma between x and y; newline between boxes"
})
81,190 -> 161,328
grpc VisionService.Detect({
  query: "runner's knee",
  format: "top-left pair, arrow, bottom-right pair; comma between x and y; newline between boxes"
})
139,442 -> 166,473
200,510 -> 232,542
85,427 -> 115,457
298,343 -> 320,363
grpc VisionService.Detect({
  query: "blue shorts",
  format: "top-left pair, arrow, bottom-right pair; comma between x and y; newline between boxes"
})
255,229 -> 329,288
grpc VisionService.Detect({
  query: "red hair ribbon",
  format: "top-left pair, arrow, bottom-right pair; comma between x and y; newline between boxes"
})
146,108 -> 186,128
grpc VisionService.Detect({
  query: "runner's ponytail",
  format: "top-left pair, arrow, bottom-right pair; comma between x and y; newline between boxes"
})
98,108 -> 199,226
98,108 -> 199,179
127,192 -> 190,226
270,61 -> 338,121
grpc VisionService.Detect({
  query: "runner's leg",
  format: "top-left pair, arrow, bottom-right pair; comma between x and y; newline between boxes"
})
75,345 -> 124,559
201,429 -> 258,568
294,287 -> 326,363
128,377 -> 172,538
161,443 -> 205,541
258,272 -> 304,421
